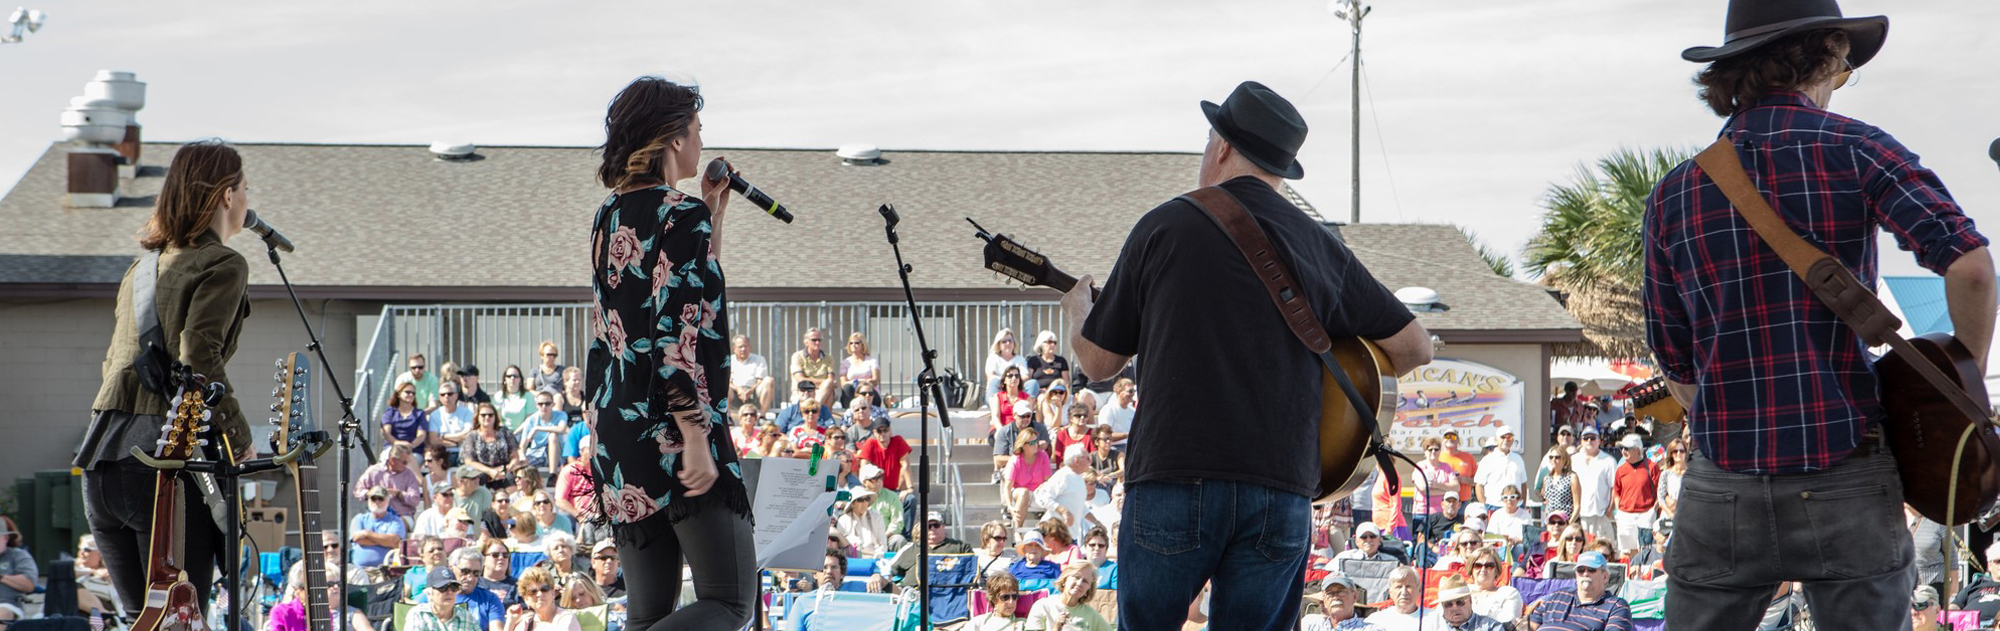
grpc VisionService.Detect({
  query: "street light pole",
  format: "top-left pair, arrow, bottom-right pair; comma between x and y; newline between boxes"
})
3,7 -> 47,44
1331,0 -> 1370,224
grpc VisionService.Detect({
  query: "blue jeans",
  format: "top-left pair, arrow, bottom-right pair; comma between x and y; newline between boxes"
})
1666,440 -> 1914,631
1118,479 -> 1309,631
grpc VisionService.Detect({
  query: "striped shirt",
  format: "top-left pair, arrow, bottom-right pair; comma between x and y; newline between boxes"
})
1643,92 -> 1988,474
1527,591 -> 1631,631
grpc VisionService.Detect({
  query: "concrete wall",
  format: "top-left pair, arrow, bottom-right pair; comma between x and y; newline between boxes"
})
0,297 -> 370,516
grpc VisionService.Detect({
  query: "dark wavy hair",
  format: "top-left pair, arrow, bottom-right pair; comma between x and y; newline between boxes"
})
1694,29 -> 1849,117
596,76 -> 703,190
139,139 -> 243,250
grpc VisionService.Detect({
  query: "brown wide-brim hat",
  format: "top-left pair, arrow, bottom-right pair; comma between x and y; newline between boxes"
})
1682,0 -> 1887,69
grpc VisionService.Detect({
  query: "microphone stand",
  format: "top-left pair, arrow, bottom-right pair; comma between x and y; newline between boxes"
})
879,204 -> 951,629
132,439 -> 308,631
264,244 -> 378,627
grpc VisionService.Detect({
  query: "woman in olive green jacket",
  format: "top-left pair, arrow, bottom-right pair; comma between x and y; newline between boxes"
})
74,139 -> 254,619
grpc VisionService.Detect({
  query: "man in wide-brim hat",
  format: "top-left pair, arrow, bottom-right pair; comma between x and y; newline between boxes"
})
1645,0 -> 1994,629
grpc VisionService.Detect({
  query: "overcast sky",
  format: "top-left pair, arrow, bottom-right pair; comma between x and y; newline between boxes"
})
1,0 -> 1994,275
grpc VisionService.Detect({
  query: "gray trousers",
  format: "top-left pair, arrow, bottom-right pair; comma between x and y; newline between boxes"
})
1666,440 -> 1915,631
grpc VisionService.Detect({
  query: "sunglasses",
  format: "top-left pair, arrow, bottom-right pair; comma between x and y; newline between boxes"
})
524,586 -> 552,596
505,374 -> 522,379
410,365 -> 426,370
1563,536 -> 1585,542
536,401 -> 553,407
534,500 -> 552,506
928,522 -> 944,529
593,555 -> 617,561
543,352 -> 558,357
478,412 -> 497,418
1358,533 -> 1380,539
1086,542 -> 1107,549
994,594 -> 1019,601
988,535 -> 1009,541
1471,562 -> 1500,569
486,552 -> 508,557
441,392 -> 458,396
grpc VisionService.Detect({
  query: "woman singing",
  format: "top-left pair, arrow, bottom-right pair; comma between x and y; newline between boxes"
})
584,76 -> 753,629
74,139 -> 255,618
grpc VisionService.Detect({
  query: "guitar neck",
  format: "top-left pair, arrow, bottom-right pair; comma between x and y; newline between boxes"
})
293,459 -> 333,631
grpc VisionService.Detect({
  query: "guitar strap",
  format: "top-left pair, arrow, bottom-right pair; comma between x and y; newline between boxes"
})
1177,186 -> 1403,495
1694,137 -> 1996,531
131,249 -> 178,395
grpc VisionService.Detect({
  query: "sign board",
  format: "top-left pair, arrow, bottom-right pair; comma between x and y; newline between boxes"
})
1390,358 -> 1525,452
740,457 -> 837,572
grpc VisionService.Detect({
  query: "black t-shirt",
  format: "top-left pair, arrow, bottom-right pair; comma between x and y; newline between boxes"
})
1080,177 -> 1413,497
1026,354 -> 1069,389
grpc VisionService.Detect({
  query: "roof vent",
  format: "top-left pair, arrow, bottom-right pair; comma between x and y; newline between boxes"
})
1395,286 -> 1448,313
836,143 -> 883,166
429,141 -> 479,161
60,96 -> 127,144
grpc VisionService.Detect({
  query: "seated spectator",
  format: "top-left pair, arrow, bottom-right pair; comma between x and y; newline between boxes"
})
1524,551 -> 1630,630
1913,585 -> 1945,631
443,508 -> 479,541
288,529 -> 372,595
834,489 -> 887,558
351,486 -> 407,569
824,430 -> 858,487
1467,546 -> 1522,627
527,492 -> 574,536
985,329 -> 1037,407
0,518 -> 34,624
1026,330 -> 1071,393
1049,390 -> 1092,456
1585,539 -> 1617,563
973,521 -> 1018,579
729,334 -> 775,414
507,466 -> 546,506
405,567 -> 481,631
1036,449 -> 1094,542
1485,484 -> 1532,543
992,401 -> 1051,481
857,418 -> 912,491
271,563 -> 376,631
745,422 -> 786,459
542,532 -> 577,575
1006,431 -> 1054,529
791,328 -> 840,407
855,464 -> 905,537
558,571 -> 605,610
1009,532 -> 1061,582
837,331 -> 880,406
413,548 -> 505,631
1300,576 -> 1374,631
1333,523 -> 1397,564
850,381 -> 887,415
475,540 -> 521,606
553,436 -> 594,519
991,368 -> 1034,432
965,574 -> 1026,631
396,354 -> 443,409
1364,566 -> 1428,631
383,381 -> 434,454
529,341 -> 567,397
1535,524 -> 1590,578
356,443 -> 426,522
496,366 -> 535,429
403,535 -> 450,599
1095,379 -> 1136,448
883,512 -> 973,589
730,405 -> 762,456
506,566 -> 580,631
1024,561 -> 1110,630
433,380 -> 476,458
775,381 -> 834,435
1079,528 -> 1117,590
422,445 -> 455,490
452,467 -> 494,522
588,540 -> 625,598
463,404 -> 521,482
1627,518 -> 1669,580
516,391 -> 568,471
1435,530 -> 1484,570
557,368 -> 588,436
507,510 -> 546,555
1954,544 -> 2000,628
74,534 -> 120,617
1087,423 -> 1122,491
1421,491 -> 1469,554
1424,576 -> 1504,630
459,365 -> 492,406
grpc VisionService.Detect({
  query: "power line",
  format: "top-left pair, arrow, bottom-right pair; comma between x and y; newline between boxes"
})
1360,61 -> 1406,222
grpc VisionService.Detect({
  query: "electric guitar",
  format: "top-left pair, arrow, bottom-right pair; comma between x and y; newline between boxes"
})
131,367 -> 218,631
1623,377 -> 1685,444
270,353 -> 334,631
970,220 -> 1398,501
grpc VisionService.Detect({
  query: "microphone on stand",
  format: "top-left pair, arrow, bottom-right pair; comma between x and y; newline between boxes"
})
1988,137 -> 2000,171
705,159 -> 794,223
242,209 -> 295,253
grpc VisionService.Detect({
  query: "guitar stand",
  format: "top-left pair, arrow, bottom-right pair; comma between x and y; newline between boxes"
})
880,204 -> 954,629
264,244 -> 377,626
132,438 -> 315,631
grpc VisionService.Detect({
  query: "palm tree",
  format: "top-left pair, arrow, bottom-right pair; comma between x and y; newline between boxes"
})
1457,225 -> 1514,278
1525,146 -> 1693,358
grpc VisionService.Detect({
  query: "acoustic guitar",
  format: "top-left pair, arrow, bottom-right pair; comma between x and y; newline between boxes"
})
970,220 -> 1398,501
270,353 -> 335,631
132,367 -> 219,631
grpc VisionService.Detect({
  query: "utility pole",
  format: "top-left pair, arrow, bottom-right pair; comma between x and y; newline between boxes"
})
1331,0 -> 1369,224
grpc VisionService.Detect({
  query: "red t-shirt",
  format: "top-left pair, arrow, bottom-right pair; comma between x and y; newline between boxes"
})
1612,458 -> 1659,513
1053,427 -> 1095,459
858,436 -> 913,490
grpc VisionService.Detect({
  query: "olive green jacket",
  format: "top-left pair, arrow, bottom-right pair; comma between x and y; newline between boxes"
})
89,231 -> 253,453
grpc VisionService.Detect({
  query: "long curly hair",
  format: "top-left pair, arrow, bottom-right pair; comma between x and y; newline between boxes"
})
596,76 -> 702,190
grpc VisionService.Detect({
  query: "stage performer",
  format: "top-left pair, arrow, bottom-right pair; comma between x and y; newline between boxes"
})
1648,0 -> 1993,628
74,139 -> 257,618
584,76 -> 754,630
1061,81 -> 1434,630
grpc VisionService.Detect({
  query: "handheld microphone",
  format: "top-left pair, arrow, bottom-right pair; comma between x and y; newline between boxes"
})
241,209 -> 294,253
704,159 -> 794,223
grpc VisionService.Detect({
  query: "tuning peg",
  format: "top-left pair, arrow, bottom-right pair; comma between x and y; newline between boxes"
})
268,418 -> 282,426
293,367 -> 306,376
274,358 -> 286,368
271,386 -> 284,398
194,439 -> 210,446
270,402 -> 283,412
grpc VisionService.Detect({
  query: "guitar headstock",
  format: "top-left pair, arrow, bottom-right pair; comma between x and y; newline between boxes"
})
968,218 -> 1083,294
270,353 -> 316,458
159,370 -> 212,460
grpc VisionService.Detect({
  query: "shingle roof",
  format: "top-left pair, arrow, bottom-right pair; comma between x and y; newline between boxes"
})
0,141 -> 1575,334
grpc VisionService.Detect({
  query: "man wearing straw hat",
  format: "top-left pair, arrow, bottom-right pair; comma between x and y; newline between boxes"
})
1424,575 -> 1503,631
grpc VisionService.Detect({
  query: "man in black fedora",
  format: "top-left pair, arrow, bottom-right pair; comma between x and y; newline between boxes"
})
1060,81 -> 1434,630
1646,0 -> 1993,629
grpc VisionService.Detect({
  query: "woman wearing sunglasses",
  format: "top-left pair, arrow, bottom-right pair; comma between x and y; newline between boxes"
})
1466,547 -> 1522,626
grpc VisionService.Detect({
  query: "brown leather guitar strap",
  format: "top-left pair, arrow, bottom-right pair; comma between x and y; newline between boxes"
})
1178,186 -> 1401,492
1693,138 -> 1991,424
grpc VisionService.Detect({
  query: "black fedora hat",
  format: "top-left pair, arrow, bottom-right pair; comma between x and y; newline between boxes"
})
1201,81 -> 1306,180
1682,0 -> 1887,68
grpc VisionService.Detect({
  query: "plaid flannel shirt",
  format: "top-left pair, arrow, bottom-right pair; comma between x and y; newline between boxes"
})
1643,92 -> 1987,474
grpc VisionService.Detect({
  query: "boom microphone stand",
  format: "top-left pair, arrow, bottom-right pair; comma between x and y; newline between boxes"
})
263,244 -> 378,627
879,204 -> 953,629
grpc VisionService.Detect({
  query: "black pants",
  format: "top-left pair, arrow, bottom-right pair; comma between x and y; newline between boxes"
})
619,498 -> 756,631
82,459 -> 223,619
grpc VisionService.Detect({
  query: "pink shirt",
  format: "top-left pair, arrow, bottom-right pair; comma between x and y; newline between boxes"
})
1008,451 -> 1053,490
1414,460 -> 1459,515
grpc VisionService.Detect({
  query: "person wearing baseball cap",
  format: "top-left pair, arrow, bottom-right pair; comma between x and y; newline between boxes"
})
1301,575 -> 1373,629
1333,522 -> 1396,564
1610,433 -> 1661,553
589,540 -> 626,598
1526,551 -> 1630,630
1570,426 -> 1617,543
1475,428 -> 1527,512
884,511 -> 973,589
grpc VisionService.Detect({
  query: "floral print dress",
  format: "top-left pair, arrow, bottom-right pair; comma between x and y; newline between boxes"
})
583,186 -> 750,542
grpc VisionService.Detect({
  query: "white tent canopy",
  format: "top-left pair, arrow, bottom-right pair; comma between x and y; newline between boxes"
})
1550,358 -> 1638,394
